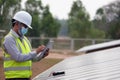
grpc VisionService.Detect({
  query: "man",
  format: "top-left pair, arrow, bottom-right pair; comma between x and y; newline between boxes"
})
2,11 -> 49,80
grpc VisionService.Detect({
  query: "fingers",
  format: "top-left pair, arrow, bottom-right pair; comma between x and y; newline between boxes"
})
43,48 -> 49,58
45,48 -> 49,56
36,45 -> 45,54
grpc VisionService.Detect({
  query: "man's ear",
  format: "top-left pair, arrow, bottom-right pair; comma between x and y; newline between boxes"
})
14,22 -> 20,30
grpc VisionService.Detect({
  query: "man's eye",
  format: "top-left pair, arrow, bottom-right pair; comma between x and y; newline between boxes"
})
24,26 -> 28,28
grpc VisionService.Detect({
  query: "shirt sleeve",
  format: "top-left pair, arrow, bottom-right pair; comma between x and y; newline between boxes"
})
3,36 -> 37,62
32,52 -> 43,62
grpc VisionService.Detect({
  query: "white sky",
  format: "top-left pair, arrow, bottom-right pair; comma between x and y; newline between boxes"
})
42,0 -> 116,20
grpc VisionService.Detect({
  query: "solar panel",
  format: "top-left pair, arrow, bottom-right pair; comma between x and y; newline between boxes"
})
33,46 -> 120,80
76,40 -> 120,53
33,47 -> 120,80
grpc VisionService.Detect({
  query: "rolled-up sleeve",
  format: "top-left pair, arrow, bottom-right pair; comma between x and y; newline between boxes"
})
3,36 -> 37,62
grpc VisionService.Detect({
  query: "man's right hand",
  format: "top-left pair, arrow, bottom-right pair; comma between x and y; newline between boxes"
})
36,45 -> 45,54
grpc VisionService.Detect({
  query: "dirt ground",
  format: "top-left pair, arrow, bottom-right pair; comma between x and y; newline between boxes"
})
0,49 -> 78,80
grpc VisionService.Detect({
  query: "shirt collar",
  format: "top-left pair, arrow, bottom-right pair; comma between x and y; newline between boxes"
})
10,29 -> 24,39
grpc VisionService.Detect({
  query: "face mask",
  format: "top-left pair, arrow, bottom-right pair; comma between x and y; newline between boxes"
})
21,27 -> 28,35
18,23 -> 28,36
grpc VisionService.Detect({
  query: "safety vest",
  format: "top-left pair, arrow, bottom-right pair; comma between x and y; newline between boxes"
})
2,32 -> 32,78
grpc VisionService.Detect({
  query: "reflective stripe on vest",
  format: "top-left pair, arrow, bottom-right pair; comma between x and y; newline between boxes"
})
3,33 -> 32,78
4,66 -> 31,71
4,57 -> 11,61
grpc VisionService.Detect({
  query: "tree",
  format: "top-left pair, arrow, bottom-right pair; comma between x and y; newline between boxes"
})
25,0 -> 60,37
108,17 -> 120,39
68,0 -> 91,38
89,26 -> 105,39
93,0 -> 120,39
0,0 -> 21,29
41,5 -> 60,37
25,0 -> 43,37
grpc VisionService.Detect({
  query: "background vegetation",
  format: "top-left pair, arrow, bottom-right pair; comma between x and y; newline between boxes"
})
0,0 -> 120,39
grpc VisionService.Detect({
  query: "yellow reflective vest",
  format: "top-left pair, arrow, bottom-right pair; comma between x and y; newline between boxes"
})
2,32 -> 32,78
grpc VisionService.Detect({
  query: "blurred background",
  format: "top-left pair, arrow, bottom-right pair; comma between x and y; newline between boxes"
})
0,0 -> 120,79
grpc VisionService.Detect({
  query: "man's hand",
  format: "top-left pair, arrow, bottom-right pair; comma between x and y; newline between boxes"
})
36,45 -> 45,54
42,48 -> 49,58
36,45 -> 49,58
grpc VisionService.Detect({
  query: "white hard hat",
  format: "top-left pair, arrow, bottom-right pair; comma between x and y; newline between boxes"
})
13,11 -> 32,29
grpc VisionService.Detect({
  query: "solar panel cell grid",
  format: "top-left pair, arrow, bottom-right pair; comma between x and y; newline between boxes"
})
33,47 -> 120,80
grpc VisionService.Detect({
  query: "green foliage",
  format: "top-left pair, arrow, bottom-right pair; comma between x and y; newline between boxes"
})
93,0 -> 120,39
96,8 -> 104,15
41,5 -> 60,37
0,0 -> 60,38
25,0 -> 43,37
25,0 -> 60,37
68,0 -> 91,38
0,0 -> 21,29
89,27 -> 105,39
0,0 -> 111,40
108,19 -> 120,39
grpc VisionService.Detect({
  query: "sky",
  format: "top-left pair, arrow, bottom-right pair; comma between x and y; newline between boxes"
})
42,0 -> 116,20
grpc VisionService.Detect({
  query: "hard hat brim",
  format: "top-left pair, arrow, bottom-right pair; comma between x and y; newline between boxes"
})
28,25 -> 32,29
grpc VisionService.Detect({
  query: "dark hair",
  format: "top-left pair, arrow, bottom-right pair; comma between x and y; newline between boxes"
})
11,19 -> 16,27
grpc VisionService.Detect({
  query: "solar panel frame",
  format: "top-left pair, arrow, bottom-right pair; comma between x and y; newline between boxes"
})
76,40 -> 120,53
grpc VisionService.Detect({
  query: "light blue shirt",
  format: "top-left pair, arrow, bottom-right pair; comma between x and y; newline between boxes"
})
3,29 -> 41,62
